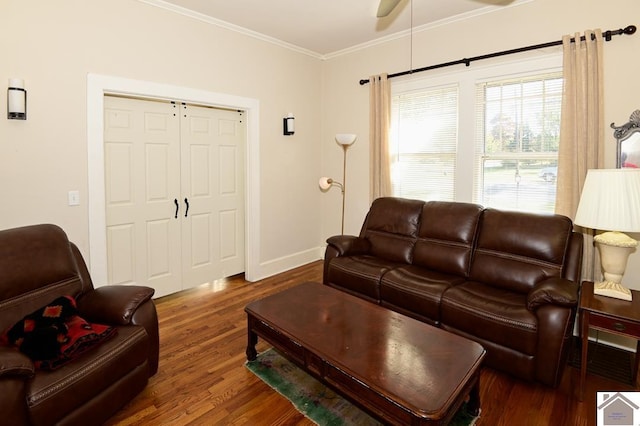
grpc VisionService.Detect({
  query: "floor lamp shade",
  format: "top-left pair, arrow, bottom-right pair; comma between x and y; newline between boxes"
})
574,169 -> 640,301
335,133 -> 357,146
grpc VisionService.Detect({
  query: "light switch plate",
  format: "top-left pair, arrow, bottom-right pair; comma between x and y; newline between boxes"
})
68,190 -> 80,206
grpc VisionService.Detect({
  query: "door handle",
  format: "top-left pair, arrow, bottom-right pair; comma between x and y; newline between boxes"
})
174,198 -> 179,219
184,198 -> 190,217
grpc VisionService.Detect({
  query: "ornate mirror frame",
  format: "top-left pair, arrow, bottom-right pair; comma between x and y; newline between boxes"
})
613,110 -> 640,168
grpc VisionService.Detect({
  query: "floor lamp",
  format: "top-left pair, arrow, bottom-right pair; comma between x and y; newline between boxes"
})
574,169 -> 640,301
319,134 -> 357,234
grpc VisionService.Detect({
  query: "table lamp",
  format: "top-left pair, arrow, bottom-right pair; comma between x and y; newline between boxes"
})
574,169 -> 640,301
319,133 -> 357,234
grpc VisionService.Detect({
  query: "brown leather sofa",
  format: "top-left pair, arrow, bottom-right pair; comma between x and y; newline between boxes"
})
0,224 -> 159,426
323,197 -> 583,387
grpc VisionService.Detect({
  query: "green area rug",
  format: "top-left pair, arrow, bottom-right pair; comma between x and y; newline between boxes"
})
246,348 -> 478,426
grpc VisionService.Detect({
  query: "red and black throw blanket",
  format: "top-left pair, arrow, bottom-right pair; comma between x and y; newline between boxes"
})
1,295 -> 117,370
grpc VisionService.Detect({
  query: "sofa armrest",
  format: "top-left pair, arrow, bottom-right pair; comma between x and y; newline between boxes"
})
77,286 -> 155,325
0,346 -> 34,379
326,235 -> 371,256
527,278 -> 579,311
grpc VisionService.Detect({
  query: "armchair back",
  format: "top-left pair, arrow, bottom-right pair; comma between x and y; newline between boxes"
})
0,224 -> 91,333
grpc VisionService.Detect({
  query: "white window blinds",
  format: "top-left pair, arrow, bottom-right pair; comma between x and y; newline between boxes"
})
474,73 -> 562,213
390,85 -> 458,201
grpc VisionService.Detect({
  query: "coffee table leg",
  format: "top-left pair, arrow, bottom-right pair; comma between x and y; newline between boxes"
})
466,380 -> 481,416
246,321 -> 258,361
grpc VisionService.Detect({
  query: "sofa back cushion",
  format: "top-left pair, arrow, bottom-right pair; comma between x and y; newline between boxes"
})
360,197 -> 424,264
469,209 -> 574,293
412,201 -> 483,277
0,224 -> 85,332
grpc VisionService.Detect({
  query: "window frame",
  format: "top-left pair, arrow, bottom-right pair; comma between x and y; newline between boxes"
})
390,53 -> 563,207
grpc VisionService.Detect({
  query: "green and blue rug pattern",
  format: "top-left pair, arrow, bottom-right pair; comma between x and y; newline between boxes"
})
246,348 -> 478,425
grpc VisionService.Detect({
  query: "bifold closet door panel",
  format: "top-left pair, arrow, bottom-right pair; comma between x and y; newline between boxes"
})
104,96 -> 182,297
180,104 -> 246,289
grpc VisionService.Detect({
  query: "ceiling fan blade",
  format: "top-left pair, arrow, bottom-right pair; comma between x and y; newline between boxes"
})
377,0 -> 402,17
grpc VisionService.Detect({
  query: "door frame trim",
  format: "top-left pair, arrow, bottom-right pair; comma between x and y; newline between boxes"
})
87,74 -> 261,285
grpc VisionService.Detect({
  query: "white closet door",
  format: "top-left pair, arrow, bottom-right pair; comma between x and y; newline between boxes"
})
104,96 -> 246,297
104,96 -> 182,297
180,104 -> 245,289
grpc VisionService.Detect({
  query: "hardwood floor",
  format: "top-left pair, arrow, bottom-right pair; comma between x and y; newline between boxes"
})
105,261 -> 634,426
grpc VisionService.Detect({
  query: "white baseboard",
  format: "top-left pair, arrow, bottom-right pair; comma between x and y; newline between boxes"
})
251,247 -> 325,282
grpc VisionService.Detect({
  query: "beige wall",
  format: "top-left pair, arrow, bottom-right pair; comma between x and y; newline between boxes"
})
0,0 -> 323,279
321,0 -> 640,289
2,0 -> 640,293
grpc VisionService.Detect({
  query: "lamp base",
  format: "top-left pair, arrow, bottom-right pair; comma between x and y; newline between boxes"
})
594,280 -> 633,301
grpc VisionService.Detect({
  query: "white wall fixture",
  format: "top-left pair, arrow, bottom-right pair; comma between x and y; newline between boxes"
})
7,78 -> 26,120
574,168 -> 640,301
283,112 -> 295,135
319,133 -> 357,234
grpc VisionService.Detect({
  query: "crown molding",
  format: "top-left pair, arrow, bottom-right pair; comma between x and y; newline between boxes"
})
139,0 -> 534,61
137,0 -> 324,59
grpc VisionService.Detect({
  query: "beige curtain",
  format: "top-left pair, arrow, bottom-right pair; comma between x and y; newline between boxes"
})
555,29 -> 604,281
369,73 -> 392,202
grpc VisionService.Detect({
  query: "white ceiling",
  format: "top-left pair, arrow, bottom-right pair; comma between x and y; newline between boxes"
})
143,0 -> 528,57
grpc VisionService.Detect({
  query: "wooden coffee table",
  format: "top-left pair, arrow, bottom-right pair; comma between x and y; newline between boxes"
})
245,282 -> 486,425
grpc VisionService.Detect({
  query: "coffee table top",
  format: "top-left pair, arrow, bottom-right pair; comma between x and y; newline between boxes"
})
245,281 -> 485,417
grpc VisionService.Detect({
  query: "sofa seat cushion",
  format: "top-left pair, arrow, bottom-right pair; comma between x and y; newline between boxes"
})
380,266 -> 465,325
27,325 -> 149,424
326,255 -> 400,301
441,281 -> 537,355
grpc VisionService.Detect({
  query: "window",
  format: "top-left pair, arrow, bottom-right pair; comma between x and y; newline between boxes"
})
390,85 -> 458,201
390,56 -> 562,214
475,73 -> 562,213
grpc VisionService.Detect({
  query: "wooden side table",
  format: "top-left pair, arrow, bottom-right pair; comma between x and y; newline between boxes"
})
579,281 -> 640,400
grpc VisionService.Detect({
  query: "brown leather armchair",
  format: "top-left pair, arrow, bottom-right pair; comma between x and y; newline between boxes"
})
0,224 -> 159,426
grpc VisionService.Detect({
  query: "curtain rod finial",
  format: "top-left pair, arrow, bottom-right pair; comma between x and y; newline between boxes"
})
624,25 -> 637,35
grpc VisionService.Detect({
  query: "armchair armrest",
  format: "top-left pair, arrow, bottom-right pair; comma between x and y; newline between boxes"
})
0,346 -> 32,425
527,278 -> 579,311
326,235 -> 371,256
0,346 -> 34,380
77,286 -> 155,325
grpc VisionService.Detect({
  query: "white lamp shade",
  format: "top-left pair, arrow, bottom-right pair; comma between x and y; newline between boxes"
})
319,177 -> 332,190
574,169 -> 640,232
335,133 -> 357,146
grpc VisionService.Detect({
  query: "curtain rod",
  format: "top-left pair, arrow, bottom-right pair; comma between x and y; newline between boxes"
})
359,25 -> 636,85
